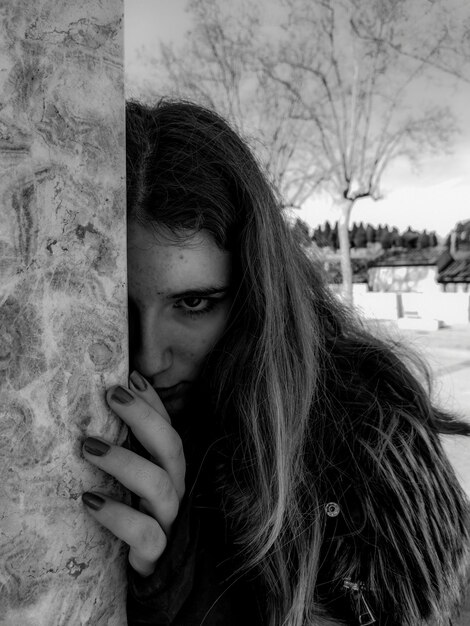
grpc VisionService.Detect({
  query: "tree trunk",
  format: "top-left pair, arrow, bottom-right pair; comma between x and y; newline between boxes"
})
337,200 -> 354,303
0,1 -> 128,624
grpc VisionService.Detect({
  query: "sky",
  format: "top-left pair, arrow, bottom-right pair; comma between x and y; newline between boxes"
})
124,0 -> 470,236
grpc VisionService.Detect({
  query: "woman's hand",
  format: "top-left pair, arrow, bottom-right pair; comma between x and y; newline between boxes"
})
81,371 -> 186,577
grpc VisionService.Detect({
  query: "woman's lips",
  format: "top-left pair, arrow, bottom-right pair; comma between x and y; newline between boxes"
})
154,382 -> 189,400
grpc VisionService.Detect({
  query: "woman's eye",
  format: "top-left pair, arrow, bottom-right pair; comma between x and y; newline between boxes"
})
174,295 -> 225,318
175,297 -> 217,317
181,297 -> 205,310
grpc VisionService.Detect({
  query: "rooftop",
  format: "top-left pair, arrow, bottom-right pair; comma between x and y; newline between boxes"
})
370,248 -> 444,267
438,259 -> 470,284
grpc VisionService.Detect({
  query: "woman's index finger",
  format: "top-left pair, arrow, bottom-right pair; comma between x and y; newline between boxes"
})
128,370 -> 170,423
106,385 -> 185,498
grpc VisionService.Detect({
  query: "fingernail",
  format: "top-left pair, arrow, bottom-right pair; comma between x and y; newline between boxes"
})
82,492 -> 105,511
111,385 -> 134,404
130,370 -> 147,392
83,437 -> 110,456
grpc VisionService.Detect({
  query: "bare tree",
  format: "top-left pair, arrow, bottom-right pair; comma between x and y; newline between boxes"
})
261,0 -> 468,300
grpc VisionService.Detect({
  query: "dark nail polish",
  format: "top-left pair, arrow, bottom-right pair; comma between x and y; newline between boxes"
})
82,492 -> 105,511
83,437 -> 110,456
111,385 -> 134,404
130,370 -> 147,391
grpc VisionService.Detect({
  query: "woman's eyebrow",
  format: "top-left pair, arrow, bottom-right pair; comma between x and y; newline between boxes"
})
166,285 -> 230,299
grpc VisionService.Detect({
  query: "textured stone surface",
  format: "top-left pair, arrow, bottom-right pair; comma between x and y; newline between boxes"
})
0,1 -> 127,624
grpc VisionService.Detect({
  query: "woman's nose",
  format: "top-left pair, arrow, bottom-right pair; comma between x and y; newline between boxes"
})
133,340 -> 173,379
129,308 -> 173,378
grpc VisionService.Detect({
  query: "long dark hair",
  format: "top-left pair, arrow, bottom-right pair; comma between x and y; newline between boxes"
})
126,99 -> 470,625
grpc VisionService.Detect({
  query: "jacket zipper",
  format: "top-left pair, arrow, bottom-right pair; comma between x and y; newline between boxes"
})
342,578 -> 376,625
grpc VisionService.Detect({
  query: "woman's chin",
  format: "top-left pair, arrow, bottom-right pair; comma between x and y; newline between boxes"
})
162,395 -> 187,422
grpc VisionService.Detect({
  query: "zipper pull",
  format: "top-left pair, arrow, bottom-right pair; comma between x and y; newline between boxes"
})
343,578 -> 376,625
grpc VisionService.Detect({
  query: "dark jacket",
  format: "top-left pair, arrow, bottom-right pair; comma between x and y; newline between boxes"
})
126,415 -> 470,626
127,490 -> 264,625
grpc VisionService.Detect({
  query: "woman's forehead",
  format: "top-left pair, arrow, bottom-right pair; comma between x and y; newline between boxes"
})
127,222 -> 231,298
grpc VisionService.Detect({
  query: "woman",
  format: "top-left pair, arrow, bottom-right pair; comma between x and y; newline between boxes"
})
81,100 -> 470,625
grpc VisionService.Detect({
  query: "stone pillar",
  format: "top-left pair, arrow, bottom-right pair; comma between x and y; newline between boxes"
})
0,2 -> 127,624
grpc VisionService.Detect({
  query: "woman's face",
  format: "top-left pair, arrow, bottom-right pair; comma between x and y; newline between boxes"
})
127,221 -> 232,418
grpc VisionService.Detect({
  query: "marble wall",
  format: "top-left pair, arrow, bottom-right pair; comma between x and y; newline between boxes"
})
0,1 -> 128,624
